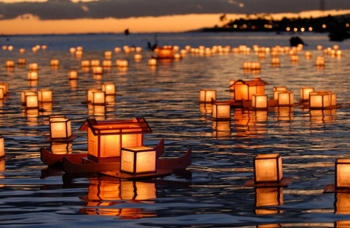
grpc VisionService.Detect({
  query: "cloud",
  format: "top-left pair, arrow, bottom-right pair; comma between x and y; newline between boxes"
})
0,0 -> 349,20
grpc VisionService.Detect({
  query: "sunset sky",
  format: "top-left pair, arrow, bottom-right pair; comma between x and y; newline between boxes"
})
0,0 -> 349,34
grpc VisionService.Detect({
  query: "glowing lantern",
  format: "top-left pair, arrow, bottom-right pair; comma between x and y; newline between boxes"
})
0,82 -> 9,95
0,136 -> 4,158
212,103 -> 231,120
81,60 -> 90,68
80,118 -> 152,161
271,57 -> 281,66
233,80 -> 249,100
50,59 -> 59,66
102,60 -> 112,69
21,90 -> 36,105
246,78 -> 268,100
18,58 -> 26,65
114,47 -> 121,52
273,86 -> 288,100
75,50 -> 83,58
148,58 -> 157,66
87,88 -> 99,103
134,54 -> 142,62
305,51 -> 312,59
315,56 -> 325,66
68,70 -> 78,80
300,86 -> 314,101
121,146 -> 156,174
277,91 -> 294,106
0,89 -> 4,100
255,187 -> 283,214
116,59 -> 128,67
29,63 -> 39,71
254,154 -> 283,183
27,71 -> 38,80
5,60 -> 15,68
104,51 -> 112,59
38,89 -> 53,103
102,82 -> 116,95
199,89 -> 216,103
252,94 -> 268,109
309,91 -> 332,109
25,94 -> 39,109
92,91 -> 106,105
49,117 -> 72,140
335,159 -> 350,189
92,66 -> 103,75
155,46 -> 174,59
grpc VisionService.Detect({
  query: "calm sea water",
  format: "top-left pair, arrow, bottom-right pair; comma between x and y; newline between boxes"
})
1,32 -> 350,227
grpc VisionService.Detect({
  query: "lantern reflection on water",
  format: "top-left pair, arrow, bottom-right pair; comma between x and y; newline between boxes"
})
80,177 -> 156,218
335,193 -> 350,214
199,89 -> 216,103
50,141 -> 73,155
255,187 -> 283,215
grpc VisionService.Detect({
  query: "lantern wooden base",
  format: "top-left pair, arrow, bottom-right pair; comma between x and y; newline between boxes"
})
323,184 -> 350,193
244,177 -> 293,187
45,135 -> 78,142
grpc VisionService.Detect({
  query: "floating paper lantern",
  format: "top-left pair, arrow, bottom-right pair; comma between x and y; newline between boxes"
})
25,94 -> 39,109
148,58 -> 157,66
273,86 -> 288,100
277,91 -> 294,106
212,103 -> 231,120
300,86 -> 314,101
0,89 -> 4,100
92,66 -> 103,75
309,91 -> 333,109
0,82 -> 9,96
104,51 -> 112,59
87,88 -> 99,103
199,89 -> 216,103
233,80 -> 249,100
335,159 -> 350,189
21,90 -> 36,105
50,59 -> 59,66
116,59 -> 128,68
102,82 -> 116,95
254,154 -> 283,183
81,60 -> 90,68
68,70 -> 78,80
271,57 -> 281,66
49,117 -> 72,140
155,46 -> 174,59
102,60 -> 112,68
134,54 -> 142,62
246,78 -> 268,100
252,94 -> 268,109
92,91 -> 106,105
18,58 -> 26,65
5,60 -> 15,68
121,146 -> 156,174
29,63 -> 38,71
27,71 -> 38,81
315,56 -> 325,66
38,89 -> 53,103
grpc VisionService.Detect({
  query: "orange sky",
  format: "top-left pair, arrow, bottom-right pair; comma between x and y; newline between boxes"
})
1,10 -> 350,35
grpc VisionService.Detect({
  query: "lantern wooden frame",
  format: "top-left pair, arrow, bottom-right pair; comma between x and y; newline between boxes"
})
80,118 -> 152,162
121,146 -> 157,174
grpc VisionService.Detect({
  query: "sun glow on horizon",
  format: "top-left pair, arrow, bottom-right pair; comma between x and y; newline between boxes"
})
0,10 -> 349,35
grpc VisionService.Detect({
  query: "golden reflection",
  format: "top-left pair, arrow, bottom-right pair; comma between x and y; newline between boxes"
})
80,177 -> 157,218
212,120 -> 231,139
335,220 -> 350,227
232,109 -> 268,137
255,187 -> 283,215
309,109 -> 336,124
199,103 -> 213,115
50,142 -> 73,155
0,159 -> 5,188
335,193 -> 350,214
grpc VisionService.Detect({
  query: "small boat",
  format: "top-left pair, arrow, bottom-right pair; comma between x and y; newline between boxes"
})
61,147 -> 192,175
40,139 -> 165,167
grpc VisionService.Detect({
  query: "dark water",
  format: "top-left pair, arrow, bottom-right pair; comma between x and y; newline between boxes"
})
0,32 -> 350,227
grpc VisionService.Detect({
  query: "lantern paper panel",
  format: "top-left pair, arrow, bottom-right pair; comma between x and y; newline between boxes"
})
199,89 -> 216,103
335,193 -> 350,214
92,91 -> 106,105
212,104 -> 231,120
26,94 -> 39,108
121,146 -> 156,174
234,81 -> 249,100
273,86 -> 288,100
254,154 -> 283,183
102,83 -> 116,95
336,159 -> 350,188
38,89 -> 53,103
